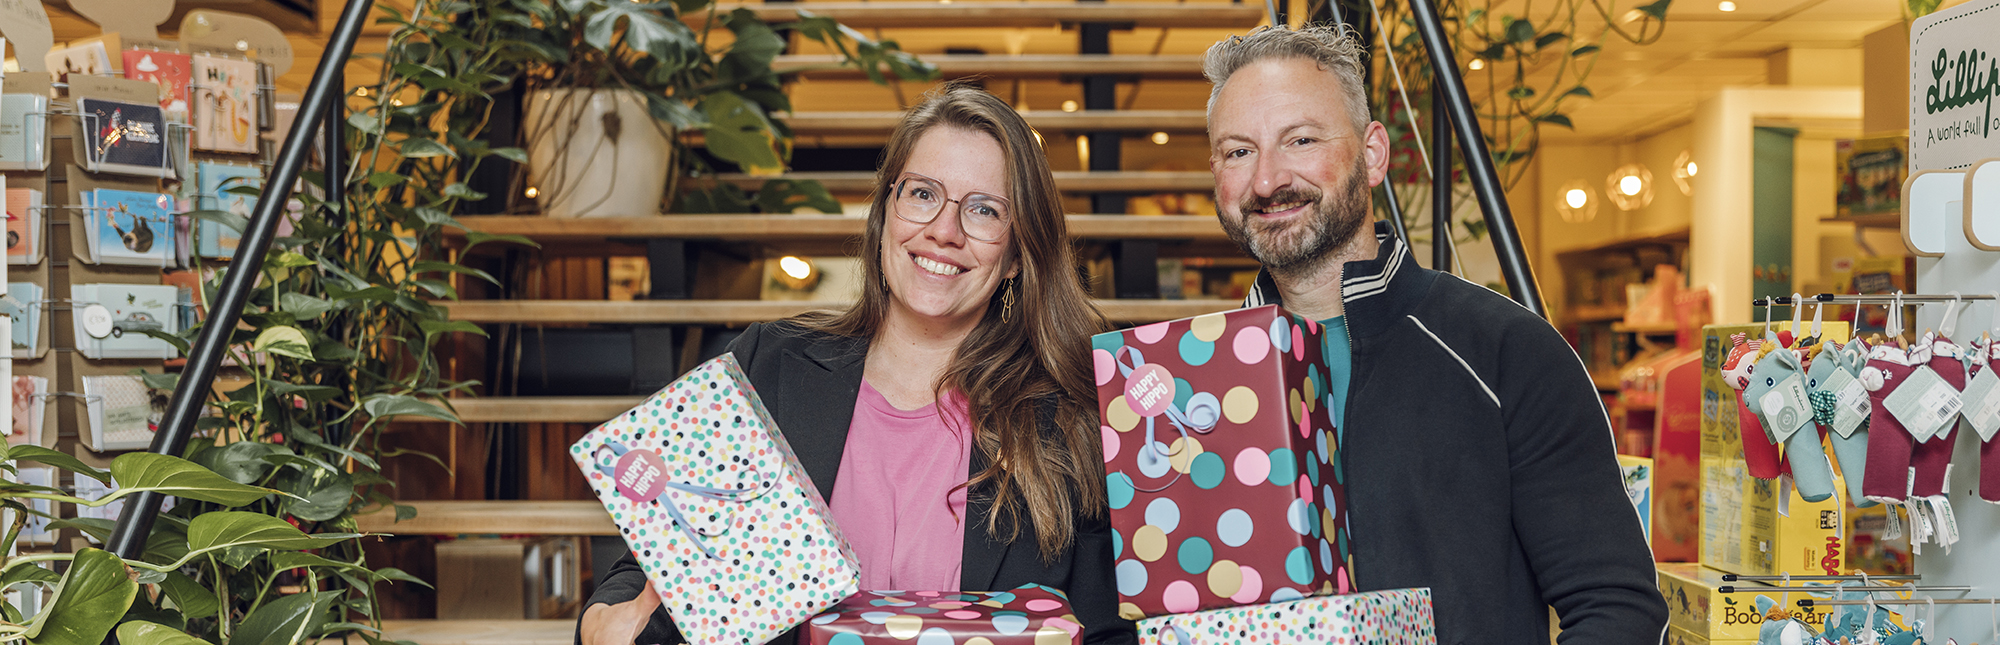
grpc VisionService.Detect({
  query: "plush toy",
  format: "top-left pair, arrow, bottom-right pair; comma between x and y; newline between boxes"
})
1972,337 -> 2000,502
1743,334 -> 1837,501
1908,335 -> 1969,499
1726,333 -> 1788,479
1755,595 -> 1820,645
1860,340 -> 1926,504
1810,340 -> 1877,508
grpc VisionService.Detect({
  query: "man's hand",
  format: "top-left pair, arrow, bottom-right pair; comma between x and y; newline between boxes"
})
580,588 -> 661,645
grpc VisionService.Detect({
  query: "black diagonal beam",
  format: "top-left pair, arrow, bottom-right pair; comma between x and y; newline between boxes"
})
107,0 -> 379,559
1406,0 -> 1544,316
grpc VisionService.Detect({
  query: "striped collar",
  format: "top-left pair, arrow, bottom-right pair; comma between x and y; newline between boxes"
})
1243,221 -> 1430,338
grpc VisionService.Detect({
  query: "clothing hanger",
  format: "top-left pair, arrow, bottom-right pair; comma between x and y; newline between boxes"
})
1890,291 -> 1908,349
1940,292 -> 1964,344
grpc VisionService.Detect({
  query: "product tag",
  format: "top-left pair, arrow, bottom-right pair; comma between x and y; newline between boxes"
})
1928,496 -> 1958,551
1884,366 -> 1961,442
1960,367 -> 2000,441
1827,370 -> 1870,438
1882,501 -> 1902,541
1759,374 -> 1813,444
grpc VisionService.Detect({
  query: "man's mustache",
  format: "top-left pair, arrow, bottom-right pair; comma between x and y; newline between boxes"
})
1240,188 -> 1321,216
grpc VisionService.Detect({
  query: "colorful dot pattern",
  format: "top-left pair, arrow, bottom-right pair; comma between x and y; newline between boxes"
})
804,585 -> 1083,645
1092,306 -> 1355,619
568,354 -> 862,645
1133,588 -> 1434,645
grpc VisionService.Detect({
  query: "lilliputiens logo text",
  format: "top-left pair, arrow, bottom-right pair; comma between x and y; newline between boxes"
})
1924,47 -> 1998,145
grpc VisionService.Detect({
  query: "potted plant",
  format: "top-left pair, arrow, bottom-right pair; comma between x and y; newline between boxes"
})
468,0 -> 936,217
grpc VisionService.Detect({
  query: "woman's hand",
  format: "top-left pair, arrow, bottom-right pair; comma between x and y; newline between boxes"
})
579,587 -> 661,645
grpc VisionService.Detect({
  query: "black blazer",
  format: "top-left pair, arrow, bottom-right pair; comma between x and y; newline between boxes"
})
583,321 -> 1137,645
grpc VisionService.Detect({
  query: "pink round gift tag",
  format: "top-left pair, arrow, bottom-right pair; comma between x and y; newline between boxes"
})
1124,363 -> 1175,418
614,449 -> 671,503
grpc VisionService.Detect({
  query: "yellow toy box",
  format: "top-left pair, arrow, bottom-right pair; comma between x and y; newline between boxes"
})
1657,563 -> 1831,641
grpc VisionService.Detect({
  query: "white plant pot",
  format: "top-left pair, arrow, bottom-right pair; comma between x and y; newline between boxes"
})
523,88 -> 672,218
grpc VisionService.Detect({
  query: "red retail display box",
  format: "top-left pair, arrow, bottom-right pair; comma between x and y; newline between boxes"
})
803,585 -> 1081,644
1093,305 -> 1353,619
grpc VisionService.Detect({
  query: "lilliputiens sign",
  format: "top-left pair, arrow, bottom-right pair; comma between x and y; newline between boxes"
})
1911,0 -> 2000,172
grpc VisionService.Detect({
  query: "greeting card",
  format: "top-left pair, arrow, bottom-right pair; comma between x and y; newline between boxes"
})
87,189 -> 176,267
77,98 -> 170,176
122,50 -> 191,119
192,54 -> 258,153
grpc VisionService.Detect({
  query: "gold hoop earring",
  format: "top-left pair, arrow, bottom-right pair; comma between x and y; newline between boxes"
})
1002,278 -> 1016,323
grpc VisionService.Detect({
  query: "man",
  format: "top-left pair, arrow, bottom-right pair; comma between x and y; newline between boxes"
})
1203,25 -> 1668,643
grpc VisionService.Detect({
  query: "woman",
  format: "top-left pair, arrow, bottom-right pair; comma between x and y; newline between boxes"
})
579,85 -> 1134,645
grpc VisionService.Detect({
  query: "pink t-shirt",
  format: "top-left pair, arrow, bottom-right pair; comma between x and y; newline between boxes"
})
829,380 -> 972,592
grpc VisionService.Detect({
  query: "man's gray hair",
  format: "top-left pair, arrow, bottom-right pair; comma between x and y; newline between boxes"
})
1203,25 -> 1373,135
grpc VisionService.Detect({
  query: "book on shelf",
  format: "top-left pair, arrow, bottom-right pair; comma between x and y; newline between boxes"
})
7,187 -> 41,265
81,374 -> 160,452
85,189 -> 176,267
0,92 -> 49,171
2,282 -> 42,357
195,161 -> 259,258
191,54 -> 259,154
70,283 -> 181,360
122,49 -> 191,120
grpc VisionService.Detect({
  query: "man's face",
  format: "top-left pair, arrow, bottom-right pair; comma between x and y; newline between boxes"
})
1208,57 -> 1390,274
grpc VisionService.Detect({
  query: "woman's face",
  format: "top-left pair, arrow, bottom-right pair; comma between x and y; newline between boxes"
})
880,125 -> 1019,329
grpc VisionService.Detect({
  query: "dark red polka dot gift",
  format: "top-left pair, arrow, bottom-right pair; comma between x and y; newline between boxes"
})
805,585 -> 1083,644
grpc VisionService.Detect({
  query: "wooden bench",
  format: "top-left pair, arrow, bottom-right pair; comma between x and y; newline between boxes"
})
774,54 -> 1206,79
447,214 -> 1223,242
438,299 -> 1237,325
712,170 -> 1214,193
377,620 -> 577,645
784,109 -> 1209,135
358,501 -> 617,536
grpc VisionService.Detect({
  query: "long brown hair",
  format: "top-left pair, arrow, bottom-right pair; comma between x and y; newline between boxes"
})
799,84 -> 1108,560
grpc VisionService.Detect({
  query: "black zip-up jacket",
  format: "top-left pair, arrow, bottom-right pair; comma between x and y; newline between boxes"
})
1244,222 -> 1667,644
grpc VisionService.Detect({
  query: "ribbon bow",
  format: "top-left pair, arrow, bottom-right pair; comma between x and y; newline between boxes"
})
1114,346 -> 1221,493
593,440 -> 776,560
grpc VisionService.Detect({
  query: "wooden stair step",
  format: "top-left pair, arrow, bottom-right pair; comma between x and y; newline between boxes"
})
438,299 -> 1239,324
447,214 -> 1224,243
359,501 -> 617,536
703,2 -> 1264,28
785,109 -> 1208,134
714,170 -> 1214,193
775,54 -> 1206,78
377,620 -> 578,645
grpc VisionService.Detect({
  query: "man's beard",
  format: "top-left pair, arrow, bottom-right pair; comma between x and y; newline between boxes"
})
1218,157 -> 1371,277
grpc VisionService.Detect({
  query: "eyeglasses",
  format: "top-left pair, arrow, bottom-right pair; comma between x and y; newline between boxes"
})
890,172 -> 1012,242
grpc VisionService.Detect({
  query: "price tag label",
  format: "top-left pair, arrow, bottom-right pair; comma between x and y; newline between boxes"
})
79,304 -> 112,339
1759,374 -> 1812,444
1960,367 -> 2000,441
1826,370 -> 1869,438
1884,366 -> 1960,442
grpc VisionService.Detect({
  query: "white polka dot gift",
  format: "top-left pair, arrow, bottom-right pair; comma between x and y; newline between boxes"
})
569,354 -> 862,645
1092,305 -> 1354,619
1135,588 -> 1434,645
804,585 -> 1085,645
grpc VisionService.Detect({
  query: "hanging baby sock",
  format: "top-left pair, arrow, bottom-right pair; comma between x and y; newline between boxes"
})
1860,342 -> 1922,503
1905,336 -> 1967,498
1723,333 -> 1786,479
1744,337 -> 1836,501
1811,339 -> 1876,507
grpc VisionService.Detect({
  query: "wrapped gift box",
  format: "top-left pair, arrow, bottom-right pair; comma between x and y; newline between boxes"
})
569,354 -> 860,645
803,585 -> 1082,644
1093,305 -> 1353,618
1135,588 -> 1434,644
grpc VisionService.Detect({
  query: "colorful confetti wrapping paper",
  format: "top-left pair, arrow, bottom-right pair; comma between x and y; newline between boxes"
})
1135,588 -> 1434,645
1093,305 -> 1354,618
804,585 -> 1083,645
569,354 -> 861,645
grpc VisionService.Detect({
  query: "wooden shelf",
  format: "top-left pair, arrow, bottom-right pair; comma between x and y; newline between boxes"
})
446,214 -> 1225,243
712,171 -> 1215,194
1610,322 -> 1679,335
439,397 -> 645,423
1827,212 -> 1899,229
439,299 -> 1239,325
786,110 -> 1209,135
1563,305 -> 1627,325
774,54 -> 1207,79
357,501 -> 616,536
1552,228 -> 1691,262
378,620 -> 576,645
699,2 -> 1265,29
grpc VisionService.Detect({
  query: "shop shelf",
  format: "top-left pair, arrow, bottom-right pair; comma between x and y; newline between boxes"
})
698,2 -> 1265,29
774,54 -> 1207,79
357,501 -> 616,536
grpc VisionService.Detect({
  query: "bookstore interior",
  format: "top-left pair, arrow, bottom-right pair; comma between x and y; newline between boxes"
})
0,0 -> 1996,642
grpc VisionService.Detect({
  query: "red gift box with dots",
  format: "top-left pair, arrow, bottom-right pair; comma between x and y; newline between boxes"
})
569,354 -> 862,645
1092,305 -> 1354,619
804,585 -> 1083,644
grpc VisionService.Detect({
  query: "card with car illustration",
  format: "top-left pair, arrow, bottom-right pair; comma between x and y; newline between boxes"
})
70,283 -> 180,359
86,189 -> 176,267
191,54 -> 259,154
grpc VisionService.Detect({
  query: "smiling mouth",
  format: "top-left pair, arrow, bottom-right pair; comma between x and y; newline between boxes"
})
1251,200 -> 1310,216
912,254 -> 965,276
